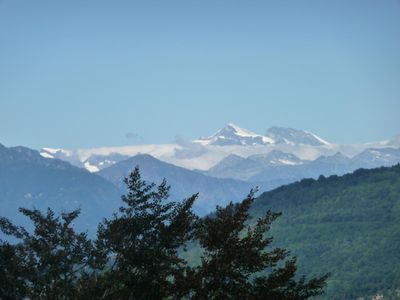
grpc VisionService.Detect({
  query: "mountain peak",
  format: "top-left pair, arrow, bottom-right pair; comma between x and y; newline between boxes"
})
223,122 -> 253,134
219,122 -> 257,136
195,123 -> 273,146
194,124 -> 329,147
225,122 -> 240,129
315,152 -> 350,164
265,126 -> 329,146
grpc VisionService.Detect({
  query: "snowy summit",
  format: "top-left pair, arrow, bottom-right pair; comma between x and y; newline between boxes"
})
194,123 -> 329,146
195,123 -> 274,146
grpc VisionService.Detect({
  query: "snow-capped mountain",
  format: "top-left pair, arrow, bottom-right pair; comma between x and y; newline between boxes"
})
39,123 -> 398,173
195,123 -> 274,146
265,126 -> 330,146
194,123 -> 329,147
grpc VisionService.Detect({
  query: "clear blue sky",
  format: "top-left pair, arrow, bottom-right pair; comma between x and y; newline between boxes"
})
1,0 -> 399,149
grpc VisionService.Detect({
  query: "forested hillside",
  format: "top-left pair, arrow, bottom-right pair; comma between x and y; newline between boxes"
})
251,164 -> 400,299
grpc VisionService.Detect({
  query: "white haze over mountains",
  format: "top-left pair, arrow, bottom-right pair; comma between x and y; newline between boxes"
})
40,123 -> 399,173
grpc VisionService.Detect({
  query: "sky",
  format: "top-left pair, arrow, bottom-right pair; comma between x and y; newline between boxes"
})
0,0 -> 399,149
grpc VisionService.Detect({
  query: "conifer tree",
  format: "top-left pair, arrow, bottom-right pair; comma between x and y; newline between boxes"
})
0,240 -> 26,299
96,166 -> 198,299
0,168 -> 329,299
192,189 -> 329,299
0,208 -> 98,299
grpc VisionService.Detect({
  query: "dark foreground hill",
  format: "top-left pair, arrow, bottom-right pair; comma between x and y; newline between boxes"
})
0,144 -> 121,235
250,164 -> 400,299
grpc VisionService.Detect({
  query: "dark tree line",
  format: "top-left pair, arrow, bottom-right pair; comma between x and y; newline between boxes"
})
0,167 -> 328,299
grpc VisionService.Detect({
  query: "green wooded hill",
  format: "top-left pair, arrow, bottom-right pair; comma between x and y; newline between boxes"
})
250,164 -> 400,299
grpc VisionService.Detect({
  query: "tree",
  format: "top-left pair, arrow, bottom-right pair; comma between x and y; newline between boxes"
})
0,168 -> 329,299
192,189 -> 329,299
0,208 -> 98,299
0,240 -> 26,299
96,166 -> 198,299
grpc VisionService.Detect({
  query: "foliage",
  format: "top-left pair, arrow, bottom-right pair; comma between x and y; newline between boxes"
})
96,167 -> 198,299
0,166 -> 328,299
0,208 -> 98,299
0,240 -> 26,299
250,164 -> 400,299
192,190 -> 328,299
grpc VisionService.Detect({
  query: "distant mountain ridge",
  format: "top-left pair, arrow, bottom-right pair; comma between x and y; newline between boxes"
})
35,124 -> 400,198
265,126 -> 329,146
97,154 -> 255,216
0,144 -> 256,234
194,123 -> 329,146
205,148 -> 400,183
182,164 -> 400,299
38,123 -> 399,173
0,143 -> 121,236
5,141 -> 399,224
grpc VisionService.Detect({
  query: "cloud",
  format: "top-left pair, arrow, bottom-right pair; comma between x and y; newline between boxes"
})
174,135 -> 208,159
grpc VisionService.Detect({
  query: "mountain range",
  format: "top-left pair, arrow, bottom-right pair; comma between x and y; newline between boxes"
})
39,123 -> 399,173
2,124 -> 400,233
97,154 -> 254,215
204,147 -> 400,183
195,123 -> 329,146
183,164 -> 400,299
249,164 -> 400,299
2,125 -> 399,298
0,144 -> 256,230
0,143 -> 121,236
